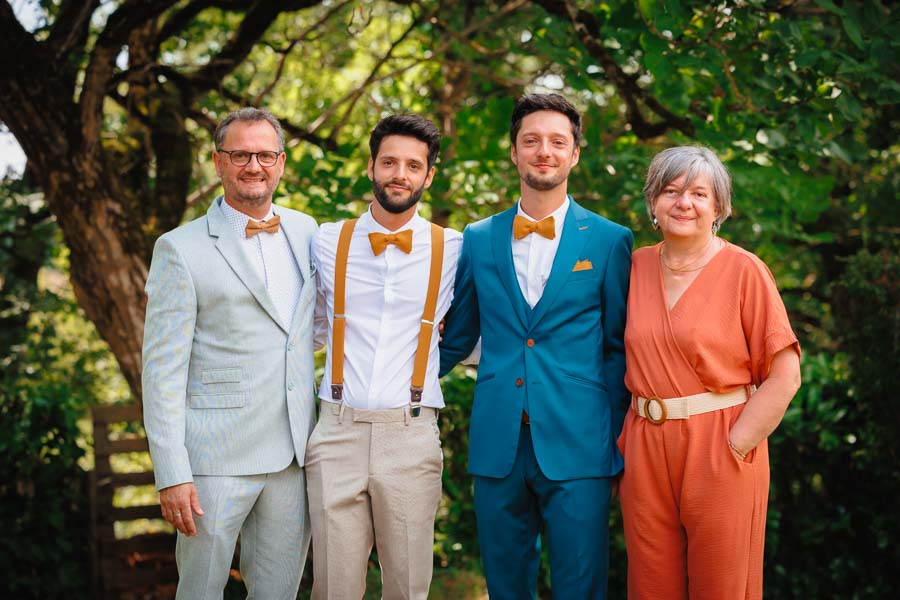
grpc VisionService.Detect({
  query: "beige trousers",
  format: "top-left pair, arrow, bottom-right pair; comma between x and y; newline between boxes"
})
305,402 -> 443,600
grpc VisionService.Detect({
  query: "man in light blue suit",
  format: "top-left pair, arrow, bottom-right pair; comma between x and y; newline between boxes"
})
439,94 -> 633,599
142,108 -> 317,599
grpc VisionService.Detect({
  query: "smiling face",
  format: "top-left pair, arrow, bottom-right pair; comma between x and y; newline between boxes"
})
510,110 -> 580,193
213,120 -> 285,213
652,171 -> 720,241
367,134 -> 435,216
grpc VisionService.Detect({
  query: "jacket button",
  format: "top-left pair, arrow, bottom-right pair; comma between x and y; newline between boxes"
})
515,378 -> 523,387
526,339 -> 535,347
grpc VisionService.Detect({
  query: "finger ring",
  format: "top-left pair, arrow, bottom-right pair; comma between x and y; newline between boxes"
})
173,512 -> 182,517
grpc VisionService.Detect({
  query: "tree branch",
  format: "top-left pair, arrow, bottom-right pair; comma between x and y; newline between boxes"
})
213,85 -> 340,152
251,0 -> 355,106
47,0 -> 101,64
457,0 -> 529,40
0,3 -> 40,80
156,0 -> 247,45
532,0 -> 695,139
310,5 -> 435,140
79,0 -> 179,155
186,0 -> 324,92
186,179 -> 222,210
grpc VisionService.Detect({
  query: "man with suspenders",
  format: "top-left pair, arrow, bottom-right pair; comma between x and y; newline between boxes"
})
307,114 -> 461,599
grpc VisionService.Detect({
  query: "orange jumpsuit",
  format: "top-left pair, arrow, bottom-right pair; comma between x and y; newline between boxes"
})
619,242 -> 800,600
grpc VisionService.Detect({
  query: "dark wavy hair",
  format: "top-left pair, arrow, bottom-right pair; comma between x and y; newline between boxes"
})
369,114 -> 442,169
509,93 -> 583,147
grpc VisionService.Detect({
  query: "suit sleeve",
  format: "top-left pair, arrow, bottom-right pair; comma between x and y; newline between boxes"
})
141,235 -> 197,491
602,227 -> 634,440
439,226 -> 480,376
311,231 -> 329,352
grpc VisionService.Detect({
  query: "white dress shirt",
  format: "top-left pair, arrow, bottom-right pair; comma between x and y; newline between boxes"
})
312,208 -> 462,409
220,198 -> 302,329
512,197 -> 569,308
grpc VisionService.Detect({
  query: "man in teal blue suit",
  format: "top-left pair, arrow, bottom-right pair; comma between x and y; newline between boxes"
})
440,94 -> 632,599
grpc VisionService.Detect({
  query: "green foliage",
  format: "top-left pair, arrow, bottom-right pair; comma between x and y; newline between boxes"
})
766,248 -> 900,599
0,378 -> 90,599
2,0 -> 899,597
0,177 -> 119,598
435,369 -> 479,571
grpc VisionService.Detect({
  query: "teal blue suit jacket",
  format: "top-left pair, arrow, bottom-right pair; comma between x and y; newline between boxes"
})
440,199 -> 632,480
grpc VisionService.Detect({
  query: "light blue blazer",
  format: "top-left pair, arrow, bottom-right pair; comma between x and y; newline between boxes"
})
440,199 -> 633,480
142,197 -> 318,491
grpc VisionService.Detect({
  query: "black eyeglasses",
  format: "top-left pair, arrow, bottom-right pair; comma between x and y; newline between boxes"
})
218,149 -> 282,167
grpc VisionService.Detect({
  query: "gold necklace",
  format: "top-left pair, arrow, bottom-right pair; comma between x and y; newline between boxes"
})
660,237 -> 718,273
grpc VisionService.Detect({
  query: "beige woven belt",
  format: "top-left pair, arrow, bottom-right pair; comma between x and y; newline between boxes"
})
633,386 -> 753,425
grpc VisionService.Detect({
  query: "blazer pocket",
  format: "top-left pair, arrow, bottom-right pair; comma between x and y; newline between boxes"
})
560,369 -> 606,391
201,367 -> 243,384
567,270 -> 600,285
190,393 -> 246,409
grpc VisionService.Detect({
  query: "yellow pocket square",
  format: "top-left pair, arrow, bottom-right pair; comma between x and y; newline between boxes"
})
572,259 -> 593,272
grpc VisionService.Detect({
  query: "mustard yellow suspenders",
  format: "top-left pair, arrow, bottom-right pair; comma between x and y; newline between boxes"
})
330,219 -> 444,416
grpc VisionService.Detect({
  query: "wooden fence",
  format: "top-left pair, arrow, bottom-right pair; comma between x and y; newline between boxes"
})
89,404 -> 177,599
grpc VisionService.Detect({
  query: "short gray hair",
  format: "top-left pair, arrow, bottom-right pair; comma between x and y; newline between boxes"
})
643,146 -> 732,229
214,107 -> 285,151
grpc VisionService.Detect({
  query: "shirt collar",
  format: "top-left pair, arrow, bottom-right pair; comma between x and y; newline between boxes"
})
358,204 -> 427,235
219,196 -> 276,225
219,197 -> 277,240
516,196 -> 570,238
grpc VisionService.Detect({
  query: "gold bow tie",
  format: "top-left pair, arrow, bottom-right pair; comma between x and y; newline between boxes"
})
513,215 -> 555,240
245,214 -> 281,238
368,229 -> 413,255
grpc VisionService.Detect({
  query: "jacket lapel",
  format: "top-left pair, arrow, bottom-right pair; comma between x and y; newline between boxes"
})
529,200 -> 592,328
281,212 -> 316,341
207,198 -> 289,333
281,211 -> 313,287
490,207 -> 529,330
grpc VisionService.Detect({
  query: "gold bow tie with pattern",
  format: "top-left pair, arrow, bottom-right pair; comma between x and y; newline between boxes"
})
513,214 -> 555,240
368,229 -> 413,255
245,214 -> 281,238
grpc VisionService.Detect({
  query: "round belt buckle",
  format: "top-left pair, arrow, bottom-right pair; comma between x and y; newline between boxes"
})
644,397 -> 667,425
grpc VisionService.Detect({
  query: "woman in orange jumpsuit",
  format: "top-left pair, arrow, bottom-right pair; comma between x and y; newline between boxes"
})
618,146 -> 802,600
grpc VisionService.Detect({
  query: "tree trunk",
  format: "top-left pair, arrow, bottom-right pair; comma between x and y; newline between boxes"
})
56,184 -> 151,401
1,75 -> 151,400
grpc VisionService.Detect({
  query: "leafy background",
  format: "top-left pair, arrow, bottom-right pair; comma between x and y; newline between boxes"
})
0,1 -> 897,598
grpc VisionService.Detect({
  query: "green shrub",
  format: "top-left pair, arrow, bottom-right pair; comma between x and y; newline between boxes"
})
0,379 -> 90,599
765,248 -> 900,599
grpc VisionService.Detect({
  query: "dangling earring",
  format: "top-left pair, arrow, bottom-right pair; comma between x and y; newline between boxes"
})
651,216 -> 659,231
711,220 -> 720,235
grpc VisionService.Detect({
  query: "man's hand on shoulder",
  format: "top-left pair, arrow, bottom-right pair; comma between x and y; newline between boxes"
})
159,482 -> 204,536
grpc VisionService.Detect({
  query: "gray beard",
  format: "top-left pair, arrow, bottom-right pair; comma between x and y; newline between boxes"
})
235,191 -> 269,205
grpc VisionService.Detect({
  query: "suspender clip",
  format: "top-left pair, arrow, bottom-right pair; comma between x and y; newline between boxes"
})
410,386 -> 424,417
331,384 -> 343,400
